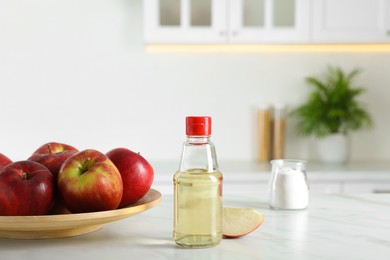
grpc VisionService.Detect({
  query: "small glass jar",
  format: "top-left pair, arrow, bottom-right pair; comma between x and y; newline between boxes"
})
269,159 -> 309,210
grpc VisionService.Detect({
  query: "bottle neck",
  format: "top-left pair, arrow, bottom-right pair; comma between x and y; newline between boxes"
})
179,135 -> 219,173
186,136 -> 210,144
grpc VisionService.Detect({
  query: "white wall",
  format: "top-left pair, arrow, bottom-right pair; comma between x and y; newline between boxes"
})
0,0 -> 389,163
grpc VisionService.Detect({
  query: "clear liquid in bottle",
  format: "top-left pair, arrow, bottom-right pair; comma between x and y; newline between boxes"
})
174,169 -> 222,248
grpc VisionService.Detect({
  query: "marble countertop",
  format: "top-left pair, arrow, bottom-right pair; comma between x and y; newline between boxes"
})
1,192 -> 389,260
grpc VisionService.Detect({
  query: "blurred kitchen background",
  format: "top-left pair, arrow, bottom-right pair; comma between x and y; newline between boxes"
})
1,0 -> 389,164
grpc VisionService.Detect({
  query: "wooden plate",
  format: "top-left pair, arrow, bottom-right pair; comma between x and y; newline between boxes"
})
0,189 -> 162,239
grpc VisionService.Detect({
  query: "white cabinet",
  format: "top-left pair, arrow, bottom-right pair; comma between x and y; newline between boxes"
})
151,162 -> 390,195
309,182 -> 342,194
343,182 -> 390,193
229,0 -> 310,43
143,0 -> 310,43
144,0 -> 390,44
144,0 -> 227,43
312,0 -> 390,43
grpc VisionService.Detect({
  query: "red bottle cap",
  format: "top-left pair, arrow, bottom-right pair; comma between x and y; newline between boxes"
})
186,116 -> 212,136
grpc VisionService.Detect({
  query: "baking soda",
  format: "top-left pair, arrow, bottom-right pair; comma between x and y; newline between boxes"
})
269,162 -> 309,210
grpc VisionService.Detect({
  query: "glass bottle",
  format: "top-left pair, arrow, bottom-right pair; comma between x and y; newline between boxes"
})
173,116 -> 223,248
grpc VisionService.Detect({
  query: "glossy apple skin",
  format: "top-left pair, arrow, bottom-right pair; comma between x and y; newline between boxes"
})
0,153 -> 13,170
28,142 -> 78,181
58,149 -> 123,213
0,161 -> 55,216
106,148 -> 154,208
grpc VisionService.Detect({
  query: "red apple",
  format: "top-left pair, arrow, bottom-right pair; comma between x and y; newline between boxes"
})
0,153 -> 13,170
106,147 -> 154,208
28,142 -> 78,180
58,149 -> 123,213
0,161 -> 55,216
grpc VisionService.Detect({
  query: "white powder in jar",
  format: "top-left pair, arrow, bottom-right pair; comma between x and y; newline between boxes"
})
269,167 -> 309,210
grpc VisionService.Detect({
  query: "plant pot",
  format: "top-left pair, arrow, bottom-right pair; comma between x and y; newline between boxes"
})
317,133 -> 349,164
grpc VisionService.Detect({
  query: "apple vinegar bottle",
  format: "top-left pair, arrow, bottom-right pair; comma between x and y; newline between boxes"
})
173,116 -> 223,248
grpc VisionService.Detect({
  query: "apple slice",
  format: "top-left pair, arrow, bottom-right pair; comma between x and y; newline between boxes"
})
223,207 -> 264,238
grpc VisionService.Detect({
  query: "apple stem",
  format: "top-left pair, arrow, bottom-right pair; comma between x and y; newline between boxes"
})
22,172 -> 28,180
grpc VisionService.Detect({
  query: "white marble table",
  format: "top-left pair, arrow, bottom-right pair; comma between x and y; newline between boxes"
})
0,192 -> 389,260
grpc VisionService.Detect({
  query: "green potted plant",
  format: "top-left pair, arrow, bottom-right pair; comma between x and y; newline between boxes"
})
291,66 -> 373,164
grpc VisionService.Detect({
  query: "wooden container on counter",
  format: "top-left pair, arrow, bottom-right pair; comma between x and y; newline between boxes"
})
271,104 -> 286,160
257,105 -> 271,162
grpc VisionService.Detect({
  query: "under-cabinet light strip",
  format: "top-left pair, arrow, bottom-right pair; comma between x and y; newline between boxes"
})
145,44 -> 390,52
